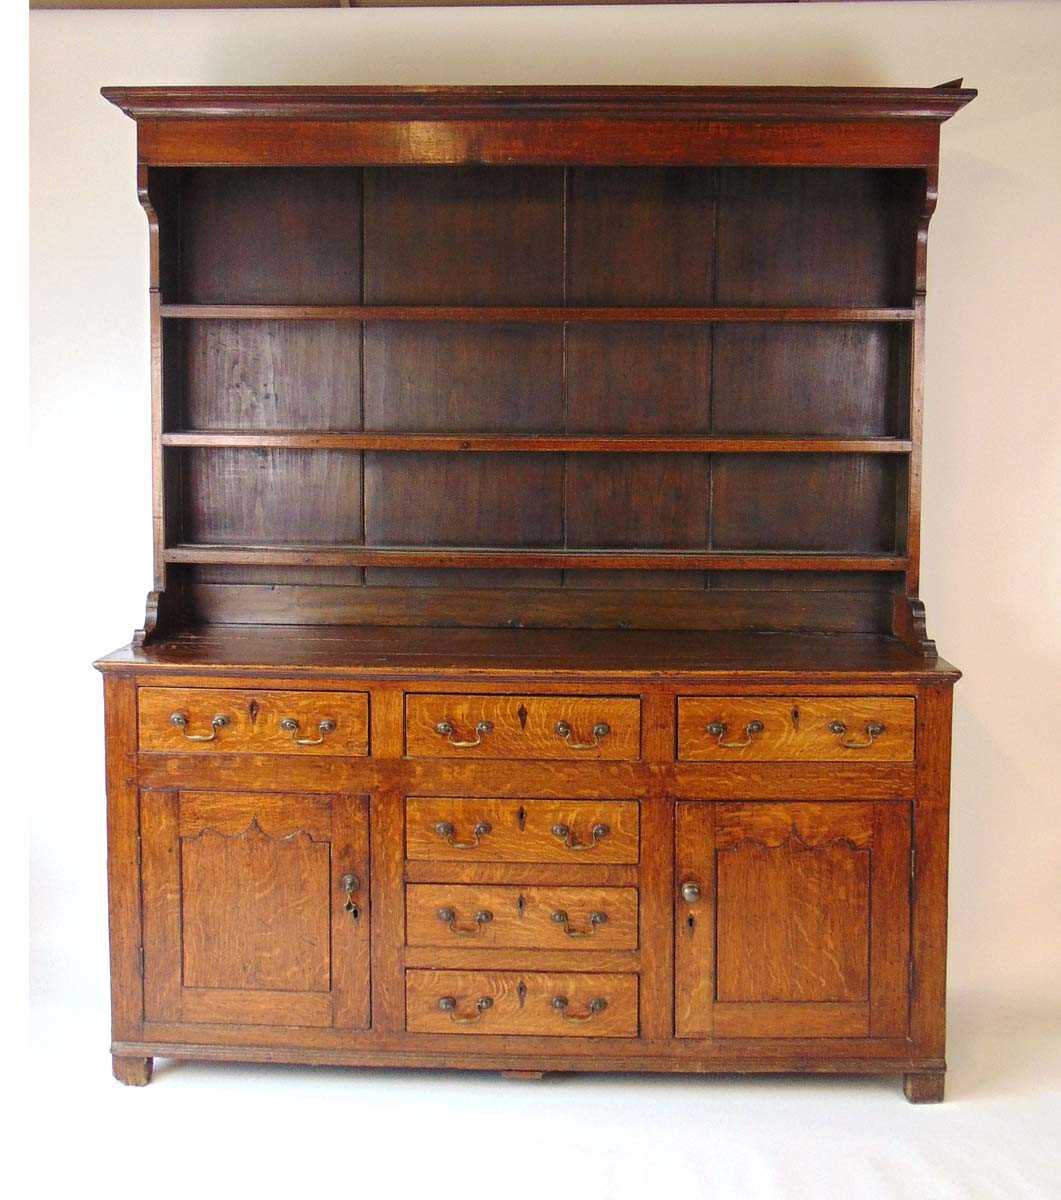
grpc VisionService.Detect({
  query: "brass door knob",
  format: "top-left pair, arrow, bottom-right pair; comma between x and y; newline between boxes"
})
681,881 -> 701,903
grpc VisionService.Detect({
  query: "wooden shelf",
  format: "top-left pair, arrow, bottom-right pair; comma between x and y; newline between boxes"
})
159,304 -> 915,324
162,432 -> 913,454
164,545 -> 908,572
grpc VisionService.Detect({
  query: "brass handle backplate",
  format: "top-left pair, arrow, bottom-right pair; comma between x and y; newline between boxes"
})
279,716 -> 337,746
170,711 -> 228,742
706,719 -> 764,749
437,906 -> 493,936
436,719 -> 493,749
438,995 -> 493,1023
434,819 -> 492,850
555,720 -> 611,750
551,909 -> 608,938
551,995 -> 608,1022
551,822 -> 610,852
829,719 -> 886,749
340,871 -> 361,922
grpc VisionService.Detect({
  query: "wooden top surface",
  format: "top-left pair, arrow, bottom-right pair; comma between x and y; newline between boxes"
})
96,627 -> 960,682
101,83 -> 977,124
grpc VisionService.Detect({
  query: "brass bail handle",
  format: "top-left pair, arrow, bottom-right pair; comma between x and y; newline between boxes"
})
280,716 -> 337,746
555,720 -> 611,750
170,711 -> 228,742
436,719 -> 493,749
551,995 -> 608,1022
706,719 -> 764,749
551,821 -> 610,852
829,719 -> 886,749
434,819 -> 492,850
438,995 -> 493,1024
437,906 -> 494,936
551,909 -> 608,938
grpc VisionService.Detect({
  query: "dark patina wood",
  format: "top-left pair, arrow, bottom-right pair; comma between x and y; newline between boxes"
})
97,83 -> 971,1100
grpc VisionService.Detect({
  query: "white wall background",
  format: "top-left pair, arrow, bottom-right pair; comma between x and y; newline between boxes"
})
28,5 -> 1061,1178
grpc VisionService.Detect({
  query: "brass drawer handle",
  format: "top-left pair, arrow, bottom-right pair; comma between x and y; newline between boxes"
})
706,719 -> 764,749
551,909 -> 608,938
340,871 -> 361,922
434,819 -> 492,850
435,719 -> 493,748
551,822 -> 610,852
437,906 -> 493,936
829,719 -> 886,749
279,716 -> 337,746
555,720 -> 611,750
170,711 -> 228,742
438,995 -> 493,1023
551,995 -> 608,1022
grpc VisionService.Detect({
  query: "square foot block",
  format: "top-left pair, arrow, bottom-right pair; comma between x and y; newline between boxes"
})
903,1070 -> 945,1103
113,1055 -> 153,1086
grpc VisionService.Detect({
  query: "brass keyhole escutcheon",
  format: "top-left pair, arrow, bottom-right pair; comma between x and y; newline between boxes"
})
341,871 -> 361,921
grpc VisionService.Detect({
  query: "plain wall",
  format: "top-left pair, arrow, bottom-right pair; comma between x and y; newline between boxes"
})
29,2 -> 1061,1026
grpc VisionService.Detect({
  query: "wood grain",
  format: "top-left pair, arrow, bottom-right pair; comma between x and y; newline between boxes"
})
405,970 -> 638,1037
405,694 -> 641,760
164,545 -> 909,572
178,167 -> 360,305
677,696 -> 915,762
103,84 -> 978,126
709,801 -> 910,1039
180,319 -> 361,432
140,789 -> 369,1029
405,797 -> 640,864
98,82 -> 967,1095
405,884 -> 638,950
161,303 -> 914,322
180,824 -> 331,992
138,686 -> 369,756
163,432 -> 913,454
103,676 -> 144,1043
674,802 -> 715,1038
135,117 -> 943,170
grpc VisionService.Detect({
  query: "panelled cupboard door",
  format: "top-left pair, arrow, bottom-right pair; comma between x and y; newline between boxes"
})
140,790 -> 370,1029
674,800 -> 909,1040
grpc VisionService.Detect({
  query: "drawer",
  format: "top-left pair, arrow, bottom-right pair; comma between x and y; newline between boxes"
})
405,694 -> 640,760
138,687 -> 369,756
406,884 -> 638,950
677,696 -> 915,762
406,797 -> 639,863
406,969 -> 638,1037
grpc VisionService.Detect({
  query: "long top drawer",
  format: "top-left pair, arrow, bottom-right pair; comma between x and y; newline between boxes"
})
406,694 -> 641,760
138,687 -> 369,756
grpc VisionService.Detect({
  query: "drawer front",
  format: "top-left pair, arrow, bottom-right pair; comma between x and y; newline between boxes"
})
139,687 -> 369,756
406,797 -> 640,864
677,697 -> 915,762
406,969 -> 638,1037
405,694 -> 641,760
406,884 -> 638,950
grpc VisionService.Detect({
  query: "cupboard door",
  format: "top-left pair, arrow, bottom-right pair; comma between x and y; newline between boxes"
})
675,801 -> 909,1039
141,790 -> 370,1029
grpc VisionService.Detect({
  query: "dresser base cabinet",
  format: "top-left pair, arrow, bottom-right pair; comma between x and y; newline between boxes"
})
98,639 -> 957,1102
97,84 -> 971,1102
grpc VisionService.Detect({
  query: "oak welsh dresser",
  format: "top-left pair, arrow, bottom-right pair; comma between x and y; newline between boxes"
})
97,84 -> 974,1101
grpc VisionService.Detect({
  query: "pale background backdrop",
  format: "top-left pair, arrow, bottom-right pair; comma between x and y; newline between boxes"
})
28,4 -> 1060,1197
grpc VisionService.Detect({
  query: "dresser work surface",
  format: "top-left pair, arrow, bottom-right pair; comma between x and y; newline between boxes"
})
97,83 -> 972,1100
